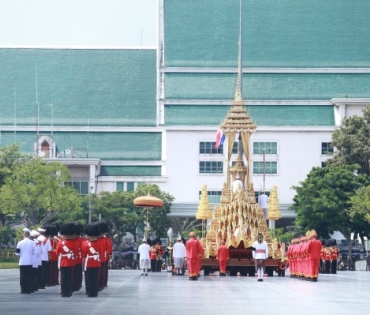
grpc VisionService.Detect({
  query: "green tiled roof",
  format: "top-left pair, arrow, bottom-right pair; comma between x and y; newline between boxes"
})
101,166 -> 161,176
164,0 -> 370,67
0,49 -> 157,126
0,131 -> 162,160
164,105 -> 335,126
165,73 -> 370,100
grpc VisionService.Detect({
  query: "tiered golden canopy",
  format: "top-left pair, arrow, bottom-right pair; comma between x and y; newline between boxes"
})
267,186 -> 282,220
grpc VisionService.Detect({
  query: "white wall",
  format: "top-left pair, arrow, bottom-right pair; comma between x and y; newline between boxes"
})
160,129 -> 333,206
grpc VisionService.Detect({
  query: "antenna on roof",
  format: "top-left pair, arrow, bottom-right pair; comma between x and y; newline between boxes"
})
14,85 -> 16,142
35,65 -> 39,157
87,118 -> 89,158
239,0 -> 243,95
234,0 -> 243,102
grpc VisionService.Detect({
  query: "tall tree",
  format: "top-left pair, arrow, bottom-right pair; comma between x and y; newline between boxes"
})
328,106 -> 370,176
57,183 -> 174,250
349,186 -> 370,245
0,157 -> 81,227
291,164 -> 369,262
0,144 -> 26,226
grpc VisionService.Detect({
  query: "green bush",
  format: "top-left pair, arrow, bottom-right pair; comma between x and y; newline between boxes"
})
0,262 -> 18,269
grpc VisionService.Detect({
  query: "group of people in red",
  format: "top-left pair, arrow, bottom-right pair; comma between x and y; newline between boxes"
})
287,229 -> 322,282
57,221 -> 113,297
185,231 -> 229,279
321,240 -> 339,274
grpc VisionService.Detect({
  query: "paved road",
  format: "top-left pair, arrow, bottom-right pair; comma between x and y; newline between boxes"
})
0,269 -> 369,315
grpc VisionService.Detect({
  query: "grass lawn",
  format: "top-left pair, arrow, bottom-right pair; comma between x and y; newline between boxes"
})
0,262 -> 19,269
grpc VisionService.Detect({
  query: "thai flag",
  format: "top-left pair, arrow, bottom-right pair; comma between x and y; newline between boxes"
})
215,130 -> 226,148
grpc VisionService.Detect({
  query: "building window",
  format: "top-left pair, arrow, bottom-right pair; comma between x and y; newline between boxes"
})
67,181 -> 89,195
253,142 -> 277,154
199,142 -> 223,154
321,162 -> 326,168
199,191 -> 222,203
199,161 -> 223,174
116,182 -> 136,192
253,162 -> 277,174
322,142 -> 333,154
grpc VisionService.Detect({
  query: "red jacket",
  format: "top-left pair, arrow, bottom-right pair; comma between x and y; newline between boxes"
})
156,245 -> 164,257
150,247 -> 157,260
97,237 -> 107,262
186,238 -> 204,259
56,239 -> 76,267
104,236 -> 113,258
74,236 -> 85,264
82,240 -> 101,268
48,238 -> 58,261
217,245 -> 229,261
307,239 -> 322,260
331,247 -> 339,260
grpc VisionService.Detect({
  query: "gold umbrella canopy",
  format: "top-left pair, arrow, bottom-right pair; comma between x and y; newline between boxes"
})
134,193 -> 164,208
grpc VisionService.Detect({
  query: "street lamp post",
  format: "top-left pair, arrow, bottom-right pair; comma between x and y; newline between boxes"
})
88,185 -> 93,223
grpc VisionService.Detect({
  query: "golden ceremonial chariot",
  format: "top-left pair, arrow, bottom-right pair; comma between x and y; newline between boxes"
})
197,0 -> 288,277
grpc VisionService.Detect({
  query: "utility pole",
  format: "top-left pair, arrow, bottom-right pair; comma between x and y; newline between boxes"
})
88,185 -> 93,223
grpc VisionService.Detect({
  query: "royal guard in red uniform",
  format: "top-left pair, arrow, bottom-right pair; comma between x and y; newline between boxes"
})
48,225 -> 59,286
72,222 -> 84,292
56,223 -> 77,297
306,230 -> 322,282
82,223 -> 101,298
186,231 -> 204,280
155,240 -> 164,272
103,223 -> 112,287
217,239 -> 229,276
324,242 -> 331,274
320,242 -> 325,273
150,244 -> 157,272
330,243 -> 339,274
96,223 -> 106,291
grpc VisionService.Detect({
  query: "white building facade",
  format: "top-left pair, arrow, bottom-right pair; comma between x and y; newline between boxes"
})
1,1 -> 370,228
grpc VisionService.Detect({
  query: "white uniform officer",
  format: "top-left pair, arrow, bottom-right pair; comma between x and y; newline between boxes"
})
252,233 -> 269,282
37,227 -> 52,289
138,239 -> 150,275
173,237 -> 186,275
16,228 -> 36,294
30,230 -> 41,292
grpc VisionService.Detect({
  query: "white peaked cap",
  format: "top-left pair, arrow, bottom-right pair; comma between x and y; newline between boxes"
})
30,230 -> 39,237
38,228 -> 46,232
23,228 -> 30,233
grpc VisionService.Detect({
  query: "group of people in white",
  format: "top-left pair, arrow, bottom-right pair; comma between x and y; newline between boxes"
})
138,236 -> 186,276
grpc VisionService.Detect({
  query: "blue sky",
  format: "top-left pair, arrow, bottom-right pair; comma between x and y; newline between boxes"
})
0,0 -> 157,47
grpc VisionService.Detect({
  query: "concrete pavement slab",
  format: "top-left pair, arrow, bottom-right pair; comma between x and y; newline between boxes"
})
0,269 -> 369,315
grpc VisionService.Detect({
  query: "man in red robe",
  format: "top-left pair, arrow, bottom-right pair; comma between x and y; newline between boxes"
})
216,240 -> 229,276
186,231 -> 204,280
307,230 -> 322,282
